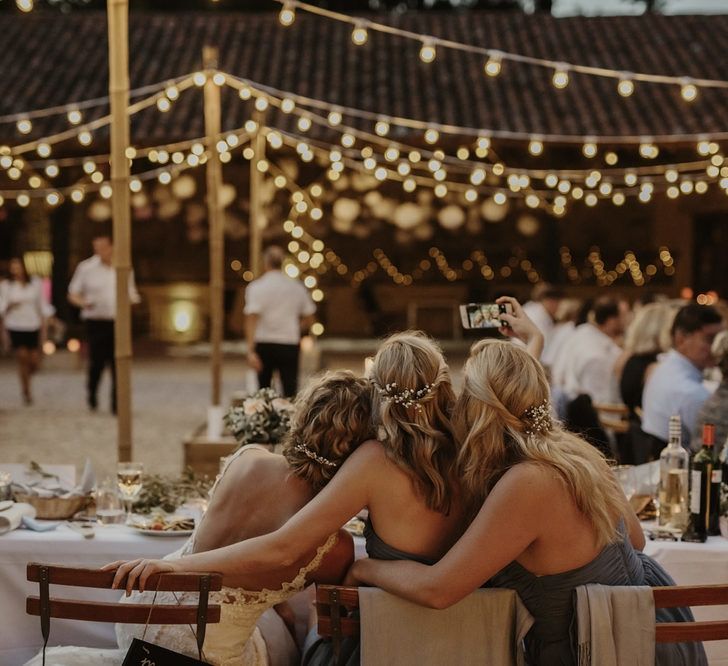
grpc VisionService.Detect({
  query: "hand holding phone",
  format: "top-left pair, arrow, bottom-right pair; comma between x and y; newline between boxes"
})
459,303 -> 512,330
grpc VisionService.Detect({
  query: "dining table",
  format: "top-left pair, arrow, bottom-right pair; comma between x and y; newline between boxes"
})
0,522 -> 189,666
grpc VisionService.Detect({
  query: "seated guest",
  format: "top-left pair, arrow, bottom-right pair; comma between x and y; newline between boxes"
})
693,330 -> 728,455
617,301 -> 675,417
26,371 -> 372,666
642,303 -> 724,450
347,340 -> 706,666
561,297 -> 628,405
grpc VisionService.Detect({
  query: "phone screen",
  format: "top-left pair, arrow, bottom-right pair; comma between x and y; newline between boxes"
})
459,303 -> 510,329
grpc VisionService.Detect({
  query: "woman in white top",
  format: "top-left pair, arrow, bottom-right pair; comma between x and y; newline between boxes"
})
0,257 -> 46,405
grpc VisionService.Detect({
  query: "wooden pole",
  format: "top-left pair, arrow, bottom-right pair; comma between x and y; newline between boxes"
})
107,0 -> 133,462
203,47 -> 224,408
249,110 -> 266,277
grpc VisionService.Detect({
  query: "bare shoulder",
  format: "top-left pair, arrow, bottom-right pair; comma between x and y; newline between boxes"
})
214,449 -> 286,495
495,462 -> 562,497
345,439 -> 388,465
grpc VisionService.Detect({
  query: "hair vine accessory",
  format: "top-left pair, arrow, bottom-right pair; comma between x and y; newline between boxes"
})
374,381 -> 434,411
294,443 -> 338,468
522,399 -> 553,435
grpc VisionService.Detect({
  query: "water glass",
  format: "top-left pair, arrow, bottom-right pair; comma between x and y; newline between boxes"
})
95,478 -> 125,525
614,465 -> 637,500
117,462 -> 144,522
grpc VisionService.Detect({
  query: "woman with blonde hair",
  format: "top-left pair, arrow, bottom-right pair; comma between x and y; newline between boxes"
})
30,370 -> 372,666
106,331 -> 470,660
618,301 -> 676,417
347,332 -> 705,665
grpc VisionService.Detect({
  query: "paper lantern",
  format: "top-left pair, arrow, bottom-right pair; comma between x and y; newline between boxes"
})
393,203 -> 425,230
172,174 -> 196,200
333,198 -> 360,223
481,197 -> 509,223
516,214 -> 540,237
220,184 -> 237,208
437,205 -> 466,230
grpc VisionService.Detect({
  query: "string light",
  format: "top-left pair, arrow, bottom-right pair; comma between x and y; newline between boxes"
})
582,142 -> 598,158
552,66 -> 570,90
424,129 -> 439,145
617,76 -> 635,97
17,119 -> 32,135
419,40 -> 437,64
680,80 -> 698,102
484,52 -> 502,77
278,2 -> 296,26
351,23 -> 368,46
327,110 -> 342,126
16,0 -> 33,12
528,139 -> 544,156
375,120 -> 390,137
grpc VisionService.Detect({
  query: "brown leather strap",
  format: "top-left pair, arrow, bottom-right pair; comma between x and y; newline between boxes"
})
196,575 -> 211,660
39,565 -> 50,666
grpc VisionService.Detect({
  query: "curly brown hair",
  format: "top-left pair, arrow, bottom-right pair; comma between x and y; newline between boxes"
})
282,370 -> 375,491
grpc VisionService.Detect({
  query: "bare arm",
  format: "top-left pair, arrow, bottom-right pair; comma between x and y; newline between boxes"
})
106,442 -> 384,593
496,296 -> 545,360
348,464 -> 548,609
300,314 -> 316,332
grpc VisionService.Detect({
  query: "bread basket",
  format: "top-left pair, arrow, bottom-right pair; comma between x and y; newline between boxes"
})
13,493 -> 91,520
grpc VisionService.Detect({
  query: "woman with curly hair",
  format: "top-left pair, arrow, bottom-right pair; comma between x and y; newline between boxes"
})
27,370 -> 373,666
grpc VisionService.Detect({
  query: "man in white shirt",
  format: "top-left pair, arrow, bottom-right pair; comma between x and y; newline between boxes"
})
244,246 -> 316,396
68,235 -> 140,412
562,297 -> 627,405
522,283 -> 563,365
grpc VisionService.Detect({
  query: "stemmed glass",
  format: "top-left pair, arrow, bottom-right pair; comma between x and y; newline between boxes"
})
117,462 -> 144,524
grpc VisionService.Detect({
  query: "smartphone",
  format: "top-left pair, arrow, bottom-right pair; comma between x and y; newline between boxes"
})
459,302 -> 512,329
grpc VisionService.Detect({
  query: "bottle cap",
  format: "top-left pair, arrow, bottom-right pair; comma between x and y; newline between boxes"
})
703,423 -> 715,447
668,415 -> 681,441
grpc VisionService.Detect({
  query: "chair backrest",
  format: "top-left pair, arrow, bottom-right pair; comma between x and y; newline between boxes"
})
318,583 -> 728,647
593,402 -> 631,434
26,563 -> 222,657
654,584 -> 728,643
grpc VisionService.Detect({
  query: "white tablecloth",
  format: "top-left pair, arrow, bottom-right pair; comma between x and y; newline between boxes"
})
644,535 -> 728,665
0,524 -> 187,666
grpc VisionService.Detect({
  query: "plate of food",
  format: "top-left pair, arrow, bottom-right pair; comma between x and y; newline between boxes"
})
128,514 -> 195,536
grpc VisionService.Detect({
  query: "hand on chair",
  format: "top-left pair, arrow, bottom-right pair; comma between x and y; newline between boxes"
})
102,558 -> 181,596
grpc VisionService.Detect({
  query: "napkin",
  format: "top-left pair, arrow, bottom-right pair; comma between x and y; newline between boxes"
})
0,502 -> 37,535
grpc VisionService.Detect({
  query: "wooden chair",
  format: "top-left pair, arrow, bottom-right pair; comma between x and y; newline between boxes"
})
317,583 -> 728,651
593,402 -> 631,435
26,562 -> 222,661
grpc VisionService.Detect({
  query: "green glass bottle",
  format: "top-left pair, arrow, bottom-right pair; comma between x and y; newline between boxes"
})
683,424 -> 717,543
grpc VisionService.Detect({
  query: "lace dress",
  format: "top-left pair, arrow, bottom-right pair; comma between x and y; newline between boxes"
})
25,446 -> 338,666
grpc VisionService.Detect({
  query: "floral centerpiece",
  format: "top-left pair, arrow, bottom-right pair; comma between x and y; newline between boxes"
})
225,388 -> 294,449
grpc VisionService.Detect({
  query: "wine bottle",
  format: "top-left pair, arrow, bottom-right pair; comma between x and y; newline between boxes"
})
657,415 -> 689,532
683,424 -> 717,543
708,425 -> 722,536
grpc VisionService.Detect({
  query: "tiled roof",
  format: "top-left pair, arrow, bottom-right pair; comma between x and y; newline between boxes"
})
1,11 -> 727,148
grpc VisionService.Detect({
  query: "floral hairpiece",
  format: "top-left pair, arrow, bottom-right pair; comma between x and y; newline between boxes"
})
294,443 -> 338,468
374,381 -> 434,411
522,399 -> 553,436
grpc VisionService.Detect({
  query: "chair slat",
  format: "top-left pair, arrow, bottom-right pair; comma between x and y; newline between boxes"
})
318,616 -> 361,637
316,585 -> 361,607
656,621 -> 728,643
27,563 -> 223,592
654,585 -> 728,608
27,596 -> 221,625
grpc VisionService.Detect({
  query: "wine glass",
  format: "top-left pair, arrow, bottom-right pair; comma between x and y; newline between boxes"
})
614,465 -> 637,501
117,462 -> 144,523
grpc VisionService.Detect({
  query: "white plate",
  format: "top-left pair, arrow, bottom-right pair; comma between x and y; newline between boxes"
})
130,527 -> 194,537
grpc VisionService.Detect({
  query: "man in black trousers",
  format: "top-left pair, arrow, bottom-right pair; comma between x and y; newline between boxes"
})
68,234 -> 140,412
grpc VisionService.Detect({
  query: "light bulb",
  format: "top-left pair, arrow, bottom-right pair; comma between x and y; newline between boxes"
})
67,109 -> 82,125
528,139 -> 544,156
617,77 -> 634,97
680,81 -> 698,102
327,110 -> 342,126
424,129 -> 439,145
351,24 -> 368,46
37,143 -> 51,158
375,120 -> 390,137
419,41 -> 436,64
281,98 -> 295,113
17,119 -> 32,135
254,97 -> 269,112
278,3 -> 295,27
552,67 -> 569,90
484,53 -> 502,77
582,142 -> 598,158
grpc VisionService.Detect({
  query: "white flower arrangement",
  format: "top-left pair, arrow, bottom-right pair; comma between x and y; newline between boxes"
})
225,388 -> 294,448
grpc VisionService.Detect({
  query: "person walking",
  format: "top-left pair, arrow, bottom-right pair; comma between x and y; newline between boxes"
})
67,235 -> 140,413
244,246 -> 316,397
0,257 -> 48,405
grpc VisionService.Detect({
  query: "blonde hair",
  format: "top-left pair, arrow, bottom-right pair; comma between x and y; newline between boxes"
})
623,302 -> 675,355
282,371 -> 374,491
456,339 -> 628,548
369,331 -> 458,514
